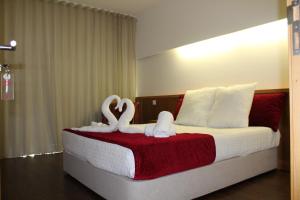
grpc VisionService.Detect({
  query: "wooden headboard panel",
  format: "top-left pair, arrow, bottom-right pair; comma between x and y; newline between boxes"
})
135,88 -> 290,171
135,94 -> 181,123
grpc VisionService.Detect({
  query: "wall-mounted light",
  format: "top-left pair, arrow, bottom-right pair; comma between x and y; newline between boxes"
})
176,19 -> 287,59
0,40 -> 17,51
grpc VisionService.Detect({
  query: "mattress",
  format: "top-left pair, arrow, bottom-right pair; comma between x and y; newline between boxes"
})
63,124 -> 280,179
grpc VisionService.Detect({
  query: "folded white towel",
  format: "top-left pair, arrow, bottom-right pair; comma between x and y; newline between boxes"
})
116,98 -> 144,133
153,111 -> 176,138
72,124 -> 113,132
145,124 -> 155,136
145,111 -> 176,138
91,121 -> 105,126
120,124 -> 145,133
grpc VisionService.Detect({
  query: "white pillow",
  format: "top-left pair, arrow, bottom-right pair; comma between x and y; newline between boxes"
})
175,87 -> 217,127
207,83 -> 257,128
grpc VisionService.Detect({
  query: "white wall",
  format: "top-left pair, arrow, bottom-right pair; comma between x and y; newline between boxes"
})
136,0 -> 286,59
137,19 -> 288,96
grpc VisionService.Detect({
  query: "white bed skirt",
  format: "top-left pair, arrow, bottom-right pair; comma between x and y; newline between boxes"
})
63,147 -> 278,200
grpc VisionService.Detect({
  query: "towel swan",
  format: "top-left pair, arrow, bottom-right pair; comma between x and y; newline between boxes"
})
115,98 -> 144,133
74,95 -> 121,132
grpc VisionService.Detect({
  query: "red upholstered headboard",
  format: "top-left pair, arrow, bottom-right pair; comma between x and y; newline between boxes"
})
135,88 -> 290,171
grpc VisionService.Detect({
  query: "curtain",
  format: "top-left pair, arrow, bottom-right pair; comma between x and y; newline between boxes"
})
0,0 -> 136,158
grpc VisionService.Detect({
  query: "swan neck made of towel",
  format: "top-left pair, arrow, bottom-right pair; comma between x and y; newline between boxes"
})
117,98 -> 135,126
101,95 -> 121,126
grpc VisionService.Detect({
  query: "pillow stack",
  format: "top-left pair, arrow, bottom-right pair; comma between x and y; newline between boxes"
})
175,83 -> 257,128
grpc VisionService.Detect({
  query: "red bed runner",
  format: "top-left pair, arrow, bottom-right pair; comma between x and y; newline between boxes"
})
64,129 -> 216,180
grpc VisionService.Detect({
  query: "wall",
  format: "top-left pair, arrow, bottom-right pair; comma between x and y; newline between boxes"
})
136,0 -> 286,59
137,19 -> 288,96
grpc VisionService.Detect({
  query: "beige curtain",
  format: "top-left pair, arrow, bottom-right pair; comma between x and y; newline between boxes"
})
0,0 -> 136,158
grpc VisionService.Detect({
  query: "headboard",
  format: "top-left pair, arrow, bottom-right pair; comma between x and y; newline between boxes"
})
135,88 -> 290,171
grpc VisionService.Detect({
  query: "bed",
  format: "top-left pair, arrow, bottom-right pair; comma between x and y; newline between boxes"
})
63,89 -> 289,200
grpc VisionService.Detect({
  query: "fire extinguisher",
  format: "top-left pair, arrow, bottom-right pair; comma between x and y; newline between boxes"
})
1,66 -> 14,101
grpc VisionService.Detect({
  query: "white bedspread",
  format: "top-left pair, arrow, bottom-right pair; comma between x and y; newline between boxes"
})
63,125 -> 280,179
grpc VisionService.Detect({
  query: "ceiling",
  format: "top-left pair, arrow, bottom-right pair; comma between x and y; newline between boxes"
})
64,0 -> 162,16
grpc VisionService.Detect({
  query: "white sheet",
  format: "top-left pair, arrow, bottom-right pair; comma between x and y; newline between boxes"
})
63,124 -> 280,179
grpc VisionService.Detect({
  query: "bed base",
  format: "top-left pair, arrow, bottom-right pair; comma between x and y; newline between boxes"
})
63,147 -> 278,200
